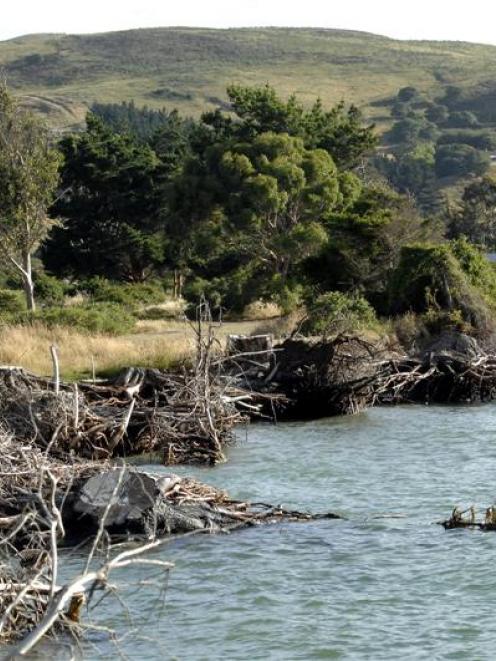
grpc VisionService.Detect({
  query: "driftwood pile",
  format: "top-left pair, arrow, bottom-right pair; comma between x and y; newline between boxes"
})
0,426 -> 103,647
0,408 -> 339,651
238,331 -> 496,418
440,504 -> 496,531
0,364 -> 246,466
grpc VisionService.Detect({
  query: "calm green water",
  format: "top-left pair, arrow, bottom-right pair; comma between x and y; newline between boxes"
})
74,405 -> 496,659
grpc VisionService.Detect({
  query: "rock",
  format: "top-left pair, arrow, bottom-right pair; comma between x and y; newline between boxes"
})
73,469 -> 160,529
423,331 -> 481,361
68,469 -> 229,539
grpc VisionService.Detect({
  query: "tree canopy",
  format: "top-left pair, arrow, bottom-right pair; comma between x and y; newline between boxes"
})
44,114 -> 166,281
170,131 -> 360,309
201,84 -> 377,169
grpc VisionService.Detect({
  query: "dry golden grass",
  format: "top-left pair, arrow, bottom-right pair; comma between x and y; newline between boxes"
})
0,323 -> 192,379
0,319 -> 275,380
240,300 -> 282,321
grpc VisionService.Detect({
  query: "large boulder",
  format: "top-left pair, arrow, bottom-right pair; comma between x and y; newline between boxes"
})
68,469 -> 223,539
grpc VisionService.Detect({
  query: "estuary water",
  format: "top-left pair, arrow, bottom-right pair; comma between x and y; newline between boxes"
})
74,404 -> 496,660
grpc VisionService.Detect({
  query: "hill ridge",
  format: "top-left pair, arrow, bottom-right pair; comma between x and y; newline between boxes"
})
1,26 -> 496,129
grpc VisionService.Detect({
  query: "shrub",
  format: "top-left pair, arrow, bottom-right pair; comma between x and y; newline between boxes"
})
397,87 -> 420,103
445,111 -> 480,128
394,312 -> 425,351
422,307 -> 471,335
0,289 -> 26,315
425,103 -> 449,124
139,305 -> 179,321
389,243 -> 495,334
81,277 -> 166,308
437,129 -> 496,151
242,300 -> 282,320
301,291 -> 377,337
435,144 -> 490,177
15,303 -> 136,335
34,273 -> 67,305
450,237 -> 496,302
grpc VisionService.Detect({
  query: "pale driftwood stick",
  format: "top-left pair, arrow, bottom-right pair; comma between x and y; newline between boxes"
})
109,399 -> 136,452
73,383 -> 79,431
7,539 -> 174,659
50,345 -> 59,396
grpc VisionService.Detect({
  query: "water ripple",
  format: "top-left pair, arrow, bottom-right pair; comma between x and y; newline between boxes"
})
69,404 -> 496,660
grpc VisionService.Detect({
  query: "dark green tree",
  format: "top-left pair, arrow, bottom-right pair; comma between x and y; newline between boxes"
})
44,115 -> 166,281
201,84 -> 377,170
447,176 -> 496,247
148,110 -> 192,174
305,184 -> 435,311
170,131 -> 359,310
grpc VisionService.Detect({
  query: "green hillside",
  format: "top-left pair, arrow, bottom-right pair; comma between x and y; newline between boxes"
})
2,27 -> 496,129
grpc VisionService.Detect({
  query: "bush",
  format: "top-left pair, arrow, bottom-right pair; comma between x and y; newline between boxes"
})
0,289 -> 26,315
242,300 -> 282,320
397,87 -> 420,103
301,291 -> 377,337
139,305 -> 179,320
81,277 -> 166,308
389,243 -> 494,334
435,144 -> 490,177
34,273 -> 67,305
445,111 -> 480,128
450,237 -> 496,301
387,118 -> 423,144
183,263 -> 263,315
422,307 -> 471,335
425,103 -> 449,124
437,129 -> 496,151
394,312 -> 425,351
15,303 -> 136,335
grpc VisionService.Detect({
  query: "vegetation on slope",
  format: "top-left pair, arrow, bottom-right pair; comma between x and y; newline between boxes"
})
4,28 -> 496,128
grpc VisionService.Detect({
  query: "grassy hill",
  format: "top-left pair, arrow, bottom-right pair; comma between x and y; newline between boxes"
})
2,27 -> 496,129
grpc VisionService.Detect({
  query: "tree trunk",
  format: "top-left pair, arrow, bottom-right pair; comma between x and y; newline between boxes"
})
173,270 -> 179,300
22,252 -> 36,312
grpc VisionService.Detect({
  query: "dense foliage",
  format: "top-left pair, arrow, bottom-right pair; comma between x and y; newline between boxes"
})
1,82 -> 496,340
43,115 -> 167,281
375,84 -> 496,215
